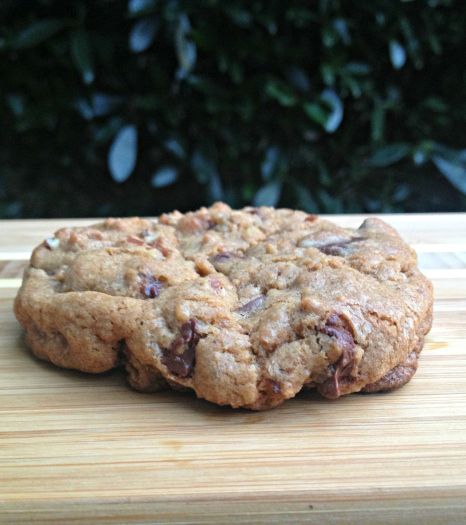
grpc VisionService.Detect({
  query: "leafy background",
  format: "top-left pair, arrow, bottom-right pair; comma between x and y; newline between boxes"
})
1,0 -> 465,218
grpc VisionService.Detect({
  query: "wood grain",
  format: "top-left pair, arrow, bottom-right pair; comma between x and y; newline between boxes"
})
1,214 -> 465,525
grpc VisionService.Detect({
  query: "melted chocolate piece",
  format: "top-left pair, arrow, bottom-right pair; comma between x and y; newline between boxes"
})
162,319 -> 200,377
261,378 -> 282,394
319,314 -> 356,399
322,313 -> 355,353
361,351 -> 418,393
139,273 -> 163,298
319,236 -> 364,256
236,295 -> 266,315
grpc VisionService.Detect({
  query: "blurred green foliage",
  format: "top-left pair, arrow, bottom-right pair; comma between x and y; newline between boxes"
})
0,0 -> 465,218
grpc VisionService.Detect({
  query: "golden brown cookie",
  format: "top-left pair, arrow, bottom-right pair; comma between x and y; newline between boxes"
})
14,203 -> 433,410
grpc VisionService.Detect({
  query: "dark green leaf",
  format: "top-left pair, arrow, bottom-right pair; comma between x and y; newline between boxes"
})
128,0 -> 156,18
344,76 -> 362,98
151,166 -> 178,187
400,17 -> 422,67
432,155 -> 466,194
368,144 -> 410,167
164,139 -> 185,159
9,19 -> 67,49
318,189 -> 343,213
413,150 -> 427,165
424,97 -> 448,113
317,159 -> 331,186
389,40 -> 406,69
393,183 -> 410,202
344,62 -> 370,75
322,27 -> 337,48
226,7 -> 253,27
129,17 -> 158,53
294,182 -> 318,212
261,147 -> 280,181
6,94 -> 24,116
303,102 -> 327,126
321,63 -> 335,86
93,117 -> 124,143
70,30 -> 94,84
371,99 -> 385,143
265,80 -> 297,107
208,171 -> 224,201
304,91 -> 343,132
253,181 -> 282,207
191,151 -> 216,184
333,18 -> 351,45
76,93 -> 121,120
320,89 -> 343,133
108,125 -> 138,183
92,93 -> 122,116
175,14 -> 197,79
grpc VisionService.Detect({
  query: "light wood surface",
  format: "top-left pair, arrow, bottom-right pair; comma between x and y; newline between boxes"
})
1,214 -> 466,525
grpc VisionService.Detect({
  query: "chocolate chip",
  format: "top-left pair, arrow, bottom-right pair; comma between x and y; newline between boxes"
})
361,351 -> 418,393
138,273 -> 163,298
305,214 -> 318,222
236,295 -> 266,315
318,236 -> 364,256
180,319 -> 196,342
213,252 -> 232,262
162,320 -> 200,377
258,378 -> 282,397
211,251 -> 244,267
319,314 -> 356,399
322,313 -> 355,353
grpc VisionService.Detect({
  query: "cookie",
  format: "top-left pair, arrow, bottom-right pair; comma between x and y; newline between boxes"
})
14,203 -> 433,410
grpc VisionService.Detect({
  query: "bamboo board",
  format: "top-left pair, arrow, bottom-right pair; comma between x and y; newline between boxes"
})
1,213 -> 466,525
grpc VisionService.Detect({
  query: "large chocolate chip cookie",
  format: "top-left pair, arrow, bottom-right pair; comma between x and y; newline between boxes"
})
14,203 -> 433,410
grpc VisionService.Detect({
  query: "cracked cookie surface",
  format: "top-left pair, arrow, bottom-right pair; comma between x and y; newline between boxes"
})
14,203 -> 433,410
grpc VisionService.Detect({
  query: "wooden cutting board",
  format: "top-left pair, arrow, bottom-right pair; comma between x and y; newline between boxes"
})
1,213 -> 466,525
